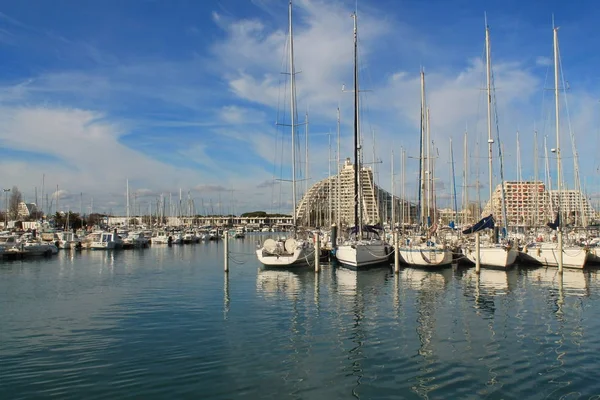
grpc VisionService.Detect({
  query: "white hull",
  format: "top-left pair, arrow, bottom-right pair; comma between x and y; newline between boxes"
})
587,246 -> 600,264
398,245 -> 453,268
90,241 -> 122,250
462,245 -> 518,269
22,242 -> 58,256
58,241 -> 80,249
256,243 -> 315,267
520,243 -> 588,269
335,241 -> 390,269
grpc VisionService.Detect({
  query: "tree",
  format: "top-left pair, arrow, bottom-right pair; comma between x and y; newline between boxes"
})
8,186 -> 22,220
53,212 -> 84,230
86,213 -> 106,227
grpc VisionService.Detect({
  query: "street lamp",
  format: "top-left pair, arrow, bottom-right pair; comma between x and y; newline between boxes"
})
3,188 -> 10,227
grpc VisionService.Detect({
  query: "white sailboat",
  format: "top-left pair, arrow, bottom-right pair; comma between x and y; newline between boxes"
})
335,13 -> 391,270
461,19 -> 517,269
256,0 -> 315,268
397,71 -> 452,268
519,25 -> 588,270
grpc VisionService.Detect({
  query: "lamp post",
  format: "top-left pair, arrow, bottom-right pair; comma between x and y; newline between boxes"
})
3,188 -> 10,227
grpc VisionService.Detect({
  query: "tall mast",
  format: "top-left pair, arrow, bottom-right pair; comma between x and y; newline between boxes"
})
463,130 -> 469,225
544,136 -> 554,217
126,179 -> 130,227
426,107 -> 432,225
336,107 -> 341,227
391,149 -> 395,228
328,130 -> 332,225
400,147 -> 405,226
352,12 -> 360,234
305,111 -> 309,224
372,128 -> 376,223
553,25 -> 562,227
450,138 -> 458,223
418,69 -> 426,227
553,24 -> 564,272
516,131 -> 521,225
288,0 -> 298,228
534,130 -> 539,227
485,17 -> 494,215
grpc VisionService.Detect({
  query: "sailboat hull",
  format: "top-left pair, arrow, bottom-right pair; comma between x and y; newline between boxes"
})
335,242 -> 390,269
462,245 -> 518,269
398,245 -> 453,268
520,243 -> 588,269
256,243 -> 315,268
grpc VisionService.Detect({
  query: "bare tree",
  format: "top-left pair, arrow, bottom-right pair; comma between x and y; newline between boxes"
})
9,186 -> 22,220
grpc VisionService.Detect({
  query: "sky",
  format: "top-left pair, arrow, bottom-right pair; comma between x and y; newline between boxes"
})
0,0 -> 599,216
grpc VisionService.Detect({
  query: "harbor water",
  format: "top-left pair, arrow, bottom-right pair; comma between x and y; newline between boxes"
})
2,234 -> 600,399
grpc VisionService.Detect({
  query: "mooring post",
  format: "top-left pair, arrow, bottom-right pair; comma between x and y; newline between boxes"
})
557,230 -> 563,274
394,231 -> 400,274
475,231 -> 481,274
315,232 -> 320,273
224,230 -> 229,273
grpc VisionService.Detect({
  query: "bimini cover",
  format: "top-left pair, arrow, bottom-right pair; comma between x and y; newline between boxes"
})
284,238 -> 298,254
263,238 -> 278,254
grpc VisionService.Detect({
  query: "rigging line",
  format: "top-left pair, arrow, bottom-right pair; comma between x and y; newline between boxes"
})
558,41 -> 586,226
271,31 -> 291,217
491,66 -> 509,234
539,54 -> 552,149
471,40 -> 487,217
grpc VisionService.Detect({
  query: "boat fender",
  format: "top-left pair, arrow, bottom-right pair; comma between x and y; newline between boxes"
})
537,247 -> 541,256
55,241 -> 60,248
168,236 -> 173,245
384,246 -> 389,255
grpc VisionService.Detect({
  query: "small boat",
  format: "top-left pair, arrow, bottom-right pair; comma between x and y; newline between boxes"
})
256,235 -> 315,268
90,231 -> 124,250
208,229 -> 220,241
123,231 -> 149,249
233,227 -> 245,238
53,231 -> 82,250
182,230 -> 198,244
0,235 -> 19,251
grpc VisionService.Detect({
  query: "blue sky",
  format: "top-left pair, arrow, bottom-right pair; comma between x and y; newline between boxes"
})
0,0 -> 599,215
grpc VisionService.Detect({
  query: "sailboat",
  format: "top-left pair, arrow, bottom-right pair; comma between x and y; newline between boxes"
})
335,12 -> 391,269
520,25 -> 588,269
397,70 -> 453,268
461,19 -> 518,269
255,0 -> 316,268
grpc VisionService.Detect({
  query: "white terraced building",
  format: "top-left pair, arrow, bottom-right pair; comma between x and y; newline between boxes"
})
295,158 -> 416,228
481,181 -> 596,226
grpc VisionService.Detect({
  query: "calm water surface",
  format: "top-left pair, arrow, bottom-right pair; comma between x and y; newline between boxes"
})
2,234 -> 600,399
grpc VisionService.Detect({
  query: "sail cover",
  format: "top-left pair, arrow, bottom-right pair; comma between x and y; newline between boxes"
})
462,214 -> 495,235
546,214 -> 560,230
349,225 -> 383,234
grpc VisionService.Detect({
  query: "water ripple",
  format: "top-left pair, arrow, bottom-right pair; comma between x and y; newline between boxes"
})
4,248 -> 600,399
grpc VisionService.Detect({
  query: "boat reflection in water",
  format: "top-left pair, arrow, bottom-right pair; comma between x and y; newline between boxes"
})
400,267 -> 448,291
256,268 -> 304,300
330,266 -> 393,398
526,267 -> 588,298
400,268 -> 450,399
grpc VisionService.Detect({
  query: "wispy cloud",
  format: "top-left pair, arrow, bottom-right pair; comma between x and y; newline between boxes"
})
0,0 -> 597,214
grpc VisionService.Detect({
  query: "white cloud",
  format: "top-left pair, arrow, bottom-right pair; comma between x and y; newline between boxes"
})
0,1 -> 597,215
535,56 -> 552,66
